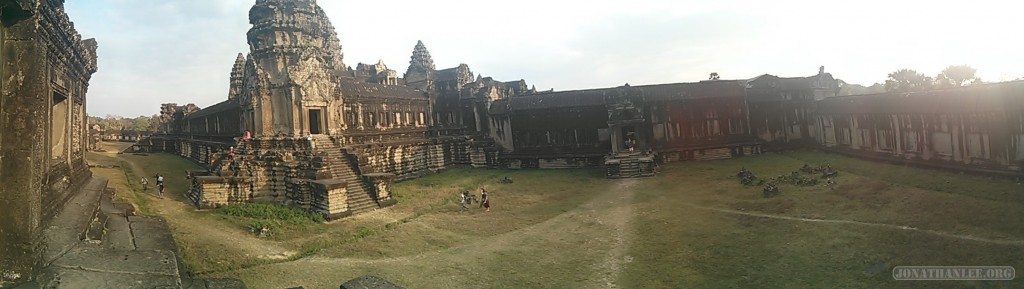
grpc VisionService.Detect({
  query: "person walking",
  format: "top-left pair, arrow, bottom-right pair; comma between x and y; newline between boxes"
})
458,191 -> 468,212
140,177 -> 149,191
156,174 -> 165,197
480,187 -> 490,212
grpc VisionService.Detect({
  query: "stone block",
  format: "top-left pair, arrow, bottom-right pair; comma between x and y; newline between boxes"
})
339,275 -> 405,289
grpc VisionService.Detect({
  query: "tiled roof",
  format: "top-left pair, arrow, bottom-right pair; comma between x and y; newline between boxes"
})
633,80 -> 747,101
507,88 -> 613,111
186,99 -> 239,119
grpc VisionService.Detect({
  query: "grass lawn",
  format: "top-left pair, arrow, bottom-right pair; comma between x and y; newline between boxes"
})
87,142 -> 1024,288
625,150 -> 1024,289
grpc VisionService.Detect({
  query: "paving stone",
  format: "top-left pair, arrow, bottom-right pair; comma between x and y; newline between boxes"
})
104,216 -> 135,251
50,248 -> 178,277
33,266 -> 180,289
129,216 -> 178,251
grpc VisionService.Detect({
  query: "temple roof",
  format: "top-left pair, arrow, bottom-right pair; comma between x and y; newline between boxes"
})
634,80 -> 747,102
816,80 -> 1024,114
186,99 -> 240,119
490,80 -> 748,113
435,64 -> 471,82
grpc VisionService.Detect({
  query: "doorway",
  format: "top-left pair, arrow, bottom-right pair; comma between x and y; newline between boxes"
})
621,126 -> 637,152
308,108 -> 323,135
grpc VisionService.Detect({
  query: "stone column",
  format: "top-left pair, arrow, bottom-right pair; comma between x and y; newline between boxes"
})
609,125 -> 622,153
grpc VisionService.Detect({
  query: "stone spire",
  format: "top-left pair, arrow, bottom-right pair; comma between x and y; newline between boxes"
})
247,0 -> 346,74
408,40 -> 435,72
228,53 -> 245,100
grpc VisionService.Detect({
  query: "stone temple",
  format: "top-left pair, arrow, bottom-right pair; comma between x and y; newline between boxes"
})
6,0 -> 1024,286
131,0 -> 1024,222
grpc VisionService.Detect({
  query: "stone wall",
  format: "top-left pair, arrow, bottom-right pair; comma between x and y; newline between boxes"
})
179,136 -> 396,220
814,81 -> 1024,175
346,137 -> 473,180
0,0 -> 98,286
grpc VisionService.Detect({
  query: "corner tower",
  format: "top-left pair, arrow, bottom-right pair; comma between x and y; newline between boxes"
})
227,53 -> 245,100
404,40 -> 435,91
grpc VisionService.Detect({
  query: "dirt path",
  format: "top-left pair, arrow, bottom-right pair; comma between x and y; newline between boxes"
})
224,178 -> 640,289
680,202 -> 1024,246
591,179 -> 637,289
108,151 -> 296,261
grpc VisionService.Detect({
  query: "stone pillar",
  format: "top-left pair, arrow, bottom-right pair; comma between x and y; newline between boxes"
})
310,179 -> 348,220
0,4 -> 48,284
609,125 -> 622,153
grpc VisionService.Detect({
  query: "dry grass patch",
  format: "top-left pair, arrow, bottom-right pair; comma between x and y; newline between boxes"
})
88,145 -> 1024,288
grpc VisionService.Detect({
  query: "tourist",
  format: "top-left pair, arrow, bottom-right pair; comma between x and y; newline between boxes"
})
458,191 -> 468,212
480,187 -> 489,212
243,130 -> 252,141
306,133 -> 316,150
140,177 -> 149,191
229,146 -> 235,159
156,174 -> 164,195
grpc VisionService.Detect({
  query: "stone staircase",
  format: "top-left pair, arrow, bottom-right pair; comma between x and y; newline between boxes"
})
468,136 -> 500,168
312,135 -> 380,215
604,153 -> 656,178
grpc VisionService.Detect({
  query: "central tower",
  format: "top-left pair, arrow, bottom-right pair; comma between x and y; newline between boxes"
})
244,0 -> 347,136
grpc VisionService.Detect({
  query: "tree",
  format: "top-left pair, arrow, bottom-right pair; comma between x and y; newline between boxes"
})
885,69 -> 932,93
935,65 -> 978,88
709,72 -> 720,80
148,114 -> 161,132
132,116 -> 151,132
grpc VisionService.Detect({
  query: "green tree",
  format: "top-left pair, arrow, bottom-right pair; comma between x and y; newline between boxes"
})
709,72 -> 720,80
132,115 -> 151,131
935,65 -> 978,88
885,69 -> 932,93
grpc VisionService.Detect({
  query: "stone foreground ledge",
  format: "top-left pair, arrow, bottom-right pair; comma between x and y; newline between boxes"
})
339,275 -> 406,289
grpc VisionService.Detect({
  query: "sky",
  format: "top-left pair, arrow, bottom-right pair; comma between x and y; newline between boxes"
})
65,0 -> 1024,117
